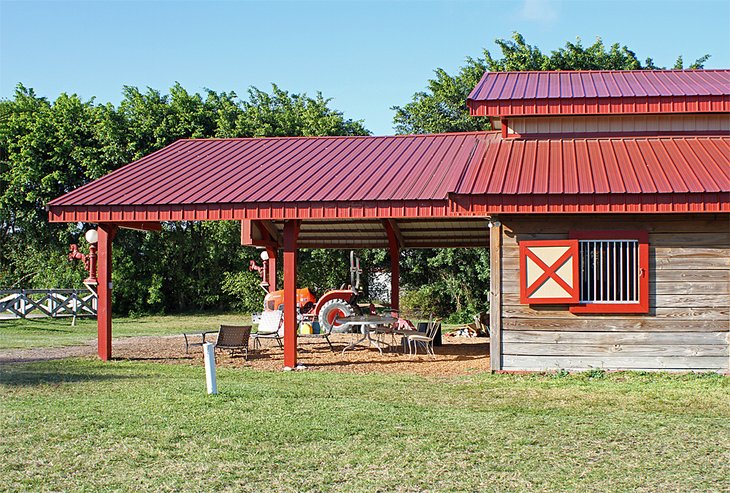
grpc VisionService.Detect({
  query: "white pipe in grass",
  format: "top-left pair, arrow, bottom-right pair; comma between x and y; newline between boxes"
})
203,342 -> 217,394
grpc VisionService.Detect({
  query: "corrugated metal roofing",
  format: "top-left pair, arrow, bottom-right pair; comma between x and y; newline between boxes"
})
47,133 -> 729,221
467,70 -> 730,117
48,133 -> 496,207
453,136 -> 730,195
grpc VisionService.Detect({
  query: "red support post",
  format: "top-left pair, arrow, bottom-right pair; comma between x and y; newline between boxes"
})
266,247 -> 277,292
96,224 -> 117,361
389,241 -> 400,311
282,221 -> 299,368
384,221 -> 400,310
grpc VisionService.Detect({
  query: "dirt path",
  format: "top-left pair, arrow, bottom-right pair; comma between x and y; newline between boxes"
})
0,335 -> 181,364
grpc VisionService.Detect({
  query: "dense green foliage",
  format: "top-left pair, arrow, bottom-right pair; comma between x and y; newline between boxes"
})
391,33 -> 710,321
0,83 -> 367,314
2,358 -> 728,491
0,32 -> 712,319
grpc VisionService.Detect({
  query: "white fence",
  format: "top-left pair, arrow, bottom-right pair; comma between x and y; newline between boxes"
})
0,289 -> 97,320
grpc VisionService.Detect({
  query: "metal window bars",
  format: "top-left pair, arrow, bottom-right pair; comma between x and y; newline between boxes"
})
578,240 -> 639,304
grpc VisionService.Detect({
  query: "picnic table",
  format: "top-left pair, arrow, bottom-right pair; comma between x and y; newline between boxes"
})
337,315 -> 397,355
183,330 -> 218,354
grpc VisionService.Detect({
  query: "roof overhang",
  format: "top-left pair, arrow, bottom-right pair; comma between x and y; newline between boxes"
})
47,190 -> 730,225
449,192 -> 730,215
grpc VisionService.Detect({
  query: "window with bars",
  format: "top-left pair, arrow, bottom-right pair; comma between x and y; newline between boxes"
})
578,240 -> 639,303
570,231 -> 649,314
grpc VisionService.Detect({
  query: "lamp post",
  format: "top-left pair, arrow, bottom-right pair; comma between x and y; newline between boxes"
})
249,249 -> 270,292
68,229 -> 99,285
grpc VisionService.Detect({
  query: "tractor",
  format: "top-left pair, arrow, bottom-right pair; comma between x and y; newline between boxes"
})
259,252 -> 364,332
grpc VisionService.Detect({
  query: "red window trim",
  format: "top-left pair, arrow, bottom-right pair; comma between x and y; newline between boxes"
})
568,230 -> 649,314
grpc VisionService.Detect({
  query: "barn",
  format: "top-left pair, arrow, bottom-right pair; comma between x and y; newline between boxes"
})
47,69 -> 730,372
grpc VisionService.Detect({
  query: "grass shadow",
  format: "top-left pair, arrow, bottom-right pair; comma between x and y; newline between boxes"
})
0,369 -> 141,387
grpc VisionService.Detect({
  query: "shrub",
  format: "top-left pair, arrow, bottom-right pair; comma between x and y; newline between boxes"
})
220,271 -> 266,313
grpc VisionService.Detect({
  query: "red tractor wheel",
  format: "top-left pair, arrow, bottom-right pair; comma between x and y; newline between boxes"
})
318,298 -> 356,333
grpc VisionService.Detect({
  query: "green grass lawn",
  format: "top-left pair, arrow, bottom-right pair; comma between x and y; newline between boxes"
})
1,359 -> 728,492
0,314 -> 250,349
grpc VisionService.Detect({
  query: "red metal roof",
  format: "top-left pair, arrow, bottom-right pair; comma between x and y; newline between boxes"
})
454,136 -> 730,195
467,70 -> 730,117
48,134 -> 729,223
48,133 -> 492,208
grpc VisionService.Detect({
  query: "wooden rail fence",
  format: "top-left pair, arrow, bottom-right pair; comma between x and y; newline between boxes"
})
0,289 -> 97,321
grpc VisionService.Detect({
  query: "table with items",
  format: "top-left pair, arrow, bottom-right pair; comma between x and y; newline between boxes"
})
336,315 -> 398,355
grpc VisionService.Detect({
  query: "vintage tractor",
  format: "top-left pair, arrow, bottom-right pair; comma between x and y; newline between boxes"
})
258,252 -> 364,332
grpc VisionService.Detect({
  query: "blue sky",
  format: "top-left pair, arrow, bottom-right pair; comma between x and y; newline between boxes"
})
2,0 -> 729,135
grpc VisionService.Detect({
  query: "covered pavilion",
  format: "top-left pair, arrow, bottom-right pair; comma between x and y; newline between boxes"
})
47,132 -> 501,368
48,69 -> 730,372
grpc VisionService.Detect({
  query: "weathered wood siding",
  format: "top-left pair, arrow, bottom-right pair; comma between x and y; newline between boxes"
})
499,213 -> 730,371
506,114 -> 730,136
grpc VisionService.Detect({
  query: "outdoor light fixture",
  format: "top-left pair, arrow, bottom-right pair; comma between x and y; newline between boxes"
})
68,229 -> 99,285
85,228 -> 99,244
249,251 -> 271,292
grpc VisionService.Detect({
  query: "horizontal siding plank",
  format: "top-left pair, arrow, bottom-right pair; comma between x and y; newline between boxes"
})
503,216 -> 728,235
502,269 -> 730,283
503,232 -> 730,249
503,304 -> 729,320
654,256 -> 730,270
502,355 -> 729,371
503,281 -> 729,295
503,244 -> 729,258
502,330 -> 729,345
649,281 -> 730,295
504,343 -> 728,357
501,293 -> 729,307
503,318 -> 729,332
650,233 -> 730,248
652,270 -> 730,282
501,255 -> 729,271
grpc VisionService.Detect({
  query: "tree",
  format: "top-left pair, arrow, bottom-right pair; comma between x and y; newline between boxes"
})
0,82 -> 368,315
393,32 -> 711,134
0,85 -> 116,288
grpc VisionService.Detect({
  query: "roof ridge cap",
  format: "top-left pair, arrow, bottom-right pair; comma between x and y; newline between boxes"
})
182,131 -> 497,142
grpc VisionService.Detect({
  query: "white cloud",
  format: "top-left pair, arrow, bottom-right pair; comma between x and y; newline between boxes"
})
519,0 -> 560,23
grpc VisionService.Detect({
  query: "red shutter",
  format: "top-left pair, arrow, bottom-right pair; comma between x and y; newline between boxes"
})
519,240 -> 580,304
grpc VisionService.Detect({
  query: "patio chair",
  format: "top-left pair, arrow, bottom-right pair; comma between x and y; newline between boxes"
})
251,310 -> 284,349
373,310 -> 406,351
403,316 -> 441,355
298,317 -> 335,351
215,325 -> 252,360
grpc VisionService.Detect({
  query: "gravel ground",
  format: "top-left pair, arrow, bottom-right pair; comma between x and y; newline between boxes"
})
0,333 -> 491,376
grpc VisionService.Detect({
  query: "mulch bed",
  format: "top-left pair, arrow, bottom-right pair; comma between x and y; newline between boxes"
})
112,333 -> 491,377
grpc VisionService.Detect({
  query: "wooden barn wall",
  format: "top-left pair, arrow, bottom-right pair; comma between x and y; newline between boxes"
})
506,114 -> 730,136
498,213 -> 730,372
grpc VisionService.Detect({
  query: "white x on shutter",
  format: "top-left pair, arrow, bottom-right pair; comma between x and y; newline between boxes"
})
519,240 -> 579,304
